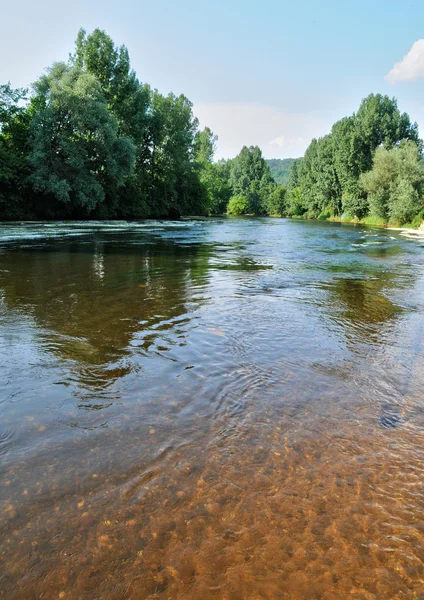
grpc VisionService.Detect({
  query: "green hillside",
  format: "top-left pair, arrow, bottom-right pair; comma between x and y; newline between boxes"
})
266,158 -> 297,186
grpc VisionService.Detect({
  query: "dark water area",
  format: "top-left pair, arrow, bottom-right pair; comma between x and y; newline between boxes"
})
1,218 -> 424,599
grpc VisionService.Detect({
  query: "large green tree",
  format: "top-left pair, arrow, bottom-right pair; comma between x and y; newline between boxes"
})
71,28 -> 152,217
0,28 -> 214,220
28,63 -> 136,216
148,91 -> 204,217
229,146 -> 275,214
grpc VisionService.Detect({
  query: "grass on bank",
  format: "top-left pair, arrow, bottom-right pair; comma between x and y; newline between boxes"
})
248,212 -> 424,229
327,214 -> 424,230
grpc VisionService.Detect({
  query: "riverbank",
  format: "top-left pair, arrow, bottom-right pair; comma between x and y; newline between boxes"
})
326,215 -> 424,231
266,213 -> 424,232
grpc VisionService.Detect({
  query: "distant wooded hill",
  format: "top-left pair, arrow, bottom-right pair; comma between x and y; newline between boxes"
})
266,158 -> 297,186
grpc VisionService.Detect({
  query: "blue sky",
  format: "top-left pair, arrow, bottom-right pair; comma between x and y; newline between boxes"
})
2,0 -> 424,159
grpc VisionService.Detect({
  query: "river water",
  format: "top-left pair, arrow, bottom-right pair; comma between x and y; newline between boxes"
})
1,218 -> 424,599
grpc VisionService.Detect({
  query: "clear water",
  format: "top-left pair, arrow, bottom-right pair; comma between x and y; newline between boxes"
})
1,218 -> 424,599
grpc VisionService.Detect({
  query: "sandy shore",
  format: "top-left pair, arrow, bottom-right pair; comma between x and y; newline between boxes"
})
388,226 -> 424,237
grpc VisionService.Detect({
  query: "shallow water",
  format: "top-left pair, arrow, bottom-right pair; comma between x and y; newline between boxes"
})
1,218 -> 424,599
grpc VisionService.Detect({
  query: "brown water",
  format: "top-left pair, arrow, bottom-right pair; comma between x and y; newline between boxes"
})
1,218 -> 424,599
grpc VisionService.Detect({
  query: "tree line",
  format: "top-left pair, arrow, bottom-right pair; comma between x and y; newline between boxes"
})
0,28 -> 288,221
221,95 -> 424,226
1,29 -> 423,225
284,94 -> 424,226
0,29 -> 210,219
196,93 -> 424,226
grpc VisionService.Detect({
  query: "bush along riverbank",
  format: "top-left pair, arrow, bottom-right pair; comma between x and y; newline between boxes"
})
326,215 -> 424,230
269,214 -> 424,232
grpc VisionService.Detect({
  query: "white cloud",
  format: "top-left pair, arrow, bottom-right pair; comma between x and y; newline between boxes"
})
193,103 -> 332,160
270,135 -> 304,148
386,40 -> 424,83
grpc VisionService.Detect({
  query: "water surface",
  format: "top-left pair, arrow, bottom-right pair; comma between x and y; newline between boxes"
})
1,218 -> 424,599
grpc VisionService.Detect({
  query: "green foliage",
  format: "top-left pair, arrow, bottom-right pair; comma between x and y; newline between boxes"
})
194,127 -> 217,165
359,141 -> 424,225
288,159 -> 300,190
295,94 -> 423,225
207,159 -> 233,215
0,84 -> 31,217
0,28 -> 217,220
227,194 -> 249,215
341,195 -> 369,220
389,180 -> 420,225
228,146 -> 275,214
286,187 -> 305,216
318,205 -> 335,220
264,185 -> 287,215
72,28 -> 151,140
70,28 -> 152,218
193,127 -> 230,215
0,83 -> 27,126
2,45 -> 423,228
148,90 -> 204,217
219,94 -> 422,224
360,215 -> 389,227
266,158 -> 296,186
28,63 -> 136,215
201,163 -> 232,215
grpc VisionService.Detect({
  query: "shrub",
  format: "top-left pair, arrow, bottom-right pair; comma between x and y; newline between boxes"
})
227,194 -> 249,215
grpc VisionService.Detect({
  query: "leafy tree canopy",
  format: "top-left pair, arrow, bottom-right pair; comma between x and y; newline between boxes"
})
28,63 -> 136,214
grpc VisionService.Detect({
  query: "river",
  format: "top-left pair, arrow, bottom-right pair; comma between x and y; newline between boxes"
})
1,218 -> 424,599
